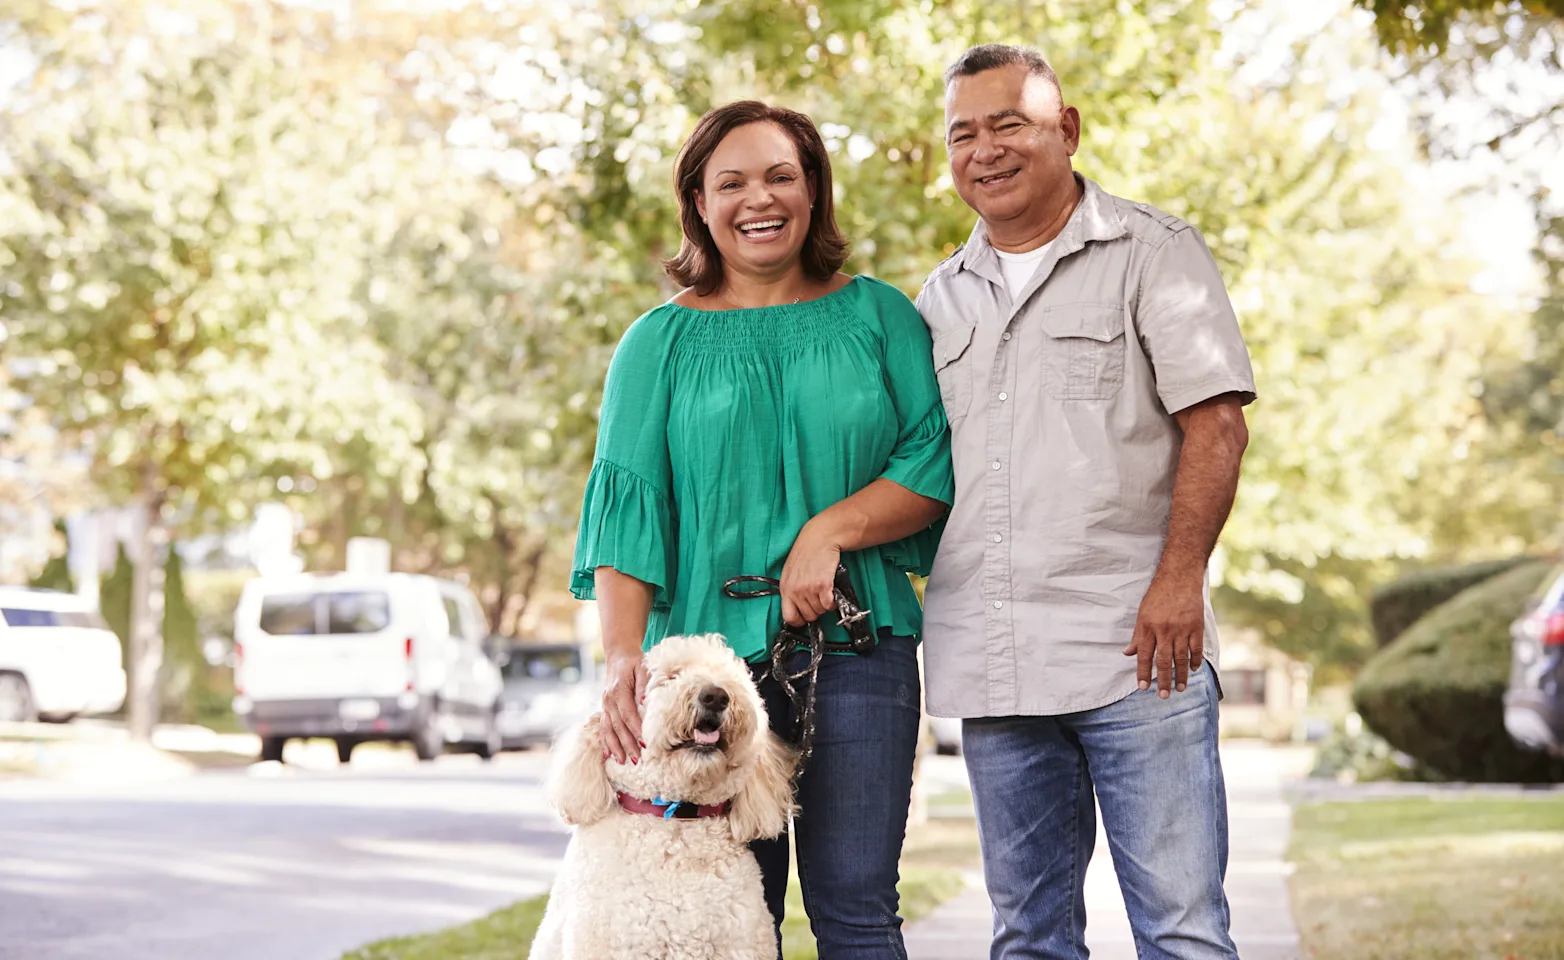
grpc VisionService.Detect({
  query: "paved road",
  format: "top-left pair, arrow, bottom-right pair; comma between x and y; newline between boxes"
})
0,746 -> 566,960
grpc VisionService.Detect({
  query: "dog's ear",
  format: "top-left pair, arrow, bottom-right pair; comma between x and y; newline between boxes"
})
547,713 -> 617,826
729,730 -> 797,844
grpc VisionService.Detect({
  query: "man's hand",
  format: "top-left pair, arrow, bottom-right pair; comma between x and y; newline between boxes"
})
1122,571 -> 1205,698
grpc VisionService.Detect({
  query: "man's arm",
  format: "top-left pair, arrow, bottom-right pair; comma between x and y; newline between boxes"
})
1122,394 -> 1249,696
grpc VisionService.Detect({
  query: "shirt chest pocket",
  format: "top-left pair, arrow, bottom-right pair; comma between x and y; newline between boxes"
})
933,323 -> 977,427
1038,302 -> 1126,401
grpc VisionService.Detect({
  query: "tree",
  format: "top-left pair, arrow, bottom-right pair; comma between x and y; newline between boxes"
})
160,547 -> 198,718
1357,0 -> 1563,55
0,3 -> 418,736
100,542 -> 133,672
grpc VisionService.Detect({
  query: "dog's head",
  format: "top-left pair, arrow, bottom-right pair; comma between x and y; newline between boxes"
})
547,633 -> 795,843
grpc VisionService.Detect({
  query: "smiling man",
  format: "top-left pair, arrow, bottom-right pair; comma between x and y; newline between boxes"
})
916,45 -> 1257,960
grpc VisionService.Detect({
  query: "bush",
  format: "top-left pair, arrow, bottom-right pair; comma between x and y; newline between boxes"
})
1354,560 -> 1564,783
1307,722 -> 1425,784
1368,556 -> 1533,649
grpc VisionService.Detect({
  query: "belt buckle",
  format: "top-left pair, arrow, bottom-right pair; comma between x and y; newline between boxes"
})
832,565 -> 876,656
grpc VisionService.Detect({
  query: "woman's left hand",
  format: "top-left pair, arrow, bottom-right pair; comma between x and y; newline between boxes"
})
781,518 -> 843,626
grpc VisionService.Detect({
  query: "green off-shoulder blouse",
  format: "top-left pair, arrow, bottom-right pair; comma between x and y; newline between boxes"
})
570,275 -> 954,662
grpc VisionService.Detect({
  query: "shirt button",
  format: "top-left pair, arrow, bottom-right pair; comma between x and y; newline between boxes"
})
993,601 -> 1004,609
991,460 -> 1001,470
1002,332 -> 1012,341
993,534 -> 1003,543
998,392 -> 1008,401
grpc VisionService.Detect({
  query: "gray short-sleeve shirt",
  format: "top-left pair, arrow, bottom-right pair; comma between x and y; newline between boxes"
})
916,175 -> 1257,718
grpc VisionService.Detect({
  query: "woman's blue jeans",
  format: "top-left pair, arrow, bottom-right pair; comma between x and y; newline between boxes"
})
749,633 -> 922,960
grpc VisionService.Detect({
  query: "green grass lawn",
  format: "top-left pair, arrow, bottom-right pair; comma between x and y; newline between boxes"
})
1289,796 -> 1564,960
343,815 -> 977,960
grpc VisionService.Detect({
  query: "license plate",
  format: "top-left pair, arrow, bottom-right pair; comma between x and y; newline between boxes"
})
339,699 -> 381,721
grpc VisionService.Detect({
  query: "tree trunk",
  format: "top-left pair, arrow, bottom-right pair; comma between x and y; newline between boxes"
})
126,462 -> 168,742
511,539 -> 548,625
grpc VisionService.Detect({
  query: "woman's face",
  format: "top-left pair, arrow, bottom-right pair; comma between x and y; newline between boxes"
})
695,121 -> 815,284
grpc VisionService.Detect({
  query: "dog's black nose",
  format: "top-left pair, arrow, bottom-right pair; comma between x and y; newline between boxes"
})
698,685 -> 730,712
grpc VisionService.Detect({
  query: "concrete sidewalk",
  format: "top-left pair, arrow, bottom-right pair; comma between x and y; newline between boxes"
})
905,742 -> 1312,960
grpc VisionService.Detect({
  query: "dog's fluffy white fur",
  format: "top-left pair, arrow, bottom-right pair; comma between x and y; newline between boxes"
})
530,634 -> 796,960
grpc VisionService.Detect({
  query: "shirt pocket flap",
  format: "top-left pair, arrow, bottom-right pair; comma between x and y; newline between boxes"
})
934,324 -> 976,371
1040,303 -> 1124,342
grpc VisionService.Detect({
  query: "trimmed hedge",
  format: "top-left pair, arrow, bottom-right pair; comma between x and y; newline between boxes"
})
1368,556 -> 1533,648
1355,560 -> 1564,783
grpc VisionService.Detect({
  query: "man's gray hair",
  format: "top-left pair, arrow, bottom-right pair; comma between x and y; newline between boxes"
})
944,43 -> 1063,98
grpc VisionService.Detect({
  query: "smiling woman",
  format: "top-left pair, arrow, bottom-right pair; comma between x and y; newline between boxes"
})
570,98 -> 954,958
663,100 -> 850,302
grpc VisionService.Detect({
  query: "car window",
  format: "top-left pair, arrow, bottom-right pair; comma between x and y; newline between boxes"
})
58,610 -> 110,629
259,595 -> 319,635
327,592 -> 391,634
2,608 -> 58,628
461,594 -> 489,640
502,648 -> 584,682
442,596 -> 464,640
258,591 -> 391,636
1542,565 -> 1564,612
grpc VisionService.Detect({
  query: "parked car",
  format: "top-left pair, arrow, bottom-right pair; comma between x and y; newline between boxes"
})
0,586 -> 126,724
1504,562 -> 1564,756
231,573 -> 504,763
495,641 -> 598,750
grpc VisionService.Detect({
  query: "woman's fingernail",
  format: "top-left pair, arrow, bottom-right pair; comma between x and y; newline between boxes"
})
631,756 -> 638,765
638,740 -> 646,748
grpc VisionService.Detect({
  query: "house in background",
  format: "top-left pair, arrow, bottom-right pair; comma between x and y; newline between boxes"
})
1216,625 -> 1312,741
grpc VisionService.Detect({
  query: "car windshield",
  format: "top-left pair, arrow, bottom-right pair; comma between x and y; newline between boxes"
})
502,648 -> 583,683
1,607 -> 109,629
258,592 -> 392,635
1540,565 -> 1564,614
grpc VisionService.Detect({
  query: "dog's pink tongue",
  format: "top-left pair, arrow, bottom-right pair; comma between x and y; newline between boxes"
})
693,728 -> 720,745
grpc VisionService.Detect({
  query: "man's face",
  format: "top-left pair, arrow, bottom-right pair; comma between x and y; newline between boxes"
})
944,64 -> 1080,226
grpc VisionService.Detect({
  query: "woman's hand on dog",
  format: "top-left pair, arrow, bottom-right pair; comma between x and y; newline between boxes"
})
601,652 -> 648,763
782,518 -> 843,626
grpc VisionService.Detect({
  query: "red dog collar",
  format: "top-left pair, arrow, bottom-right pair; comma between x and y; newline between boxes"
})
617,792 -> 730,820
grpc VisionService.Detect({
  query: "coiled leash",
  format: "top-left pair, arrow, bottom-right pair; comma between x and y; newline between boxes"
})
721,564 -> 874,766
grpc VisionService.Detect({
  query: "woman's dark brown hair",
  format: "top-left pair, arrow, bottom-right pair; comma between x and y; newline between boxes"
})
663,101 -> 850,296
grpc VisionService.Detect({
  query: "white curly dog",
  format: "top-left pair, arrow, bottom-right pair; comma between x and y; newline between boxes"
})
531,633 -> 797,960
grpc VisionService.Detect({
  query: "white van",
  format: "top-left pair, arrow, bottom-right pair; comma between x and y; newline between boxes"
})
0,586 -> 127,723
231,573 -> 504,763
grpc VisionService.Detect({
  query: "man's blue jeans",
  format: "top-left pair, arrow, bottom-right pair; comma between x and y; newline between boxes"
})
962,663 -> 1237,960
750,633 -> 922,960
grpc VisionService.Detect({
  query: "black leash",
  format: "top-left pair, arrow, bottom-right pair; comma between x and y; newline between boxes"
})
721,564 -> 873,766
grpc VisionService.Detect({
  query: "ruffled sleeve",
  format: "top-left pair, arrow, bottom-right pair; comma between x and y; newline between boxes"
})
570,309 -> 678,607
863,278 -> 954,576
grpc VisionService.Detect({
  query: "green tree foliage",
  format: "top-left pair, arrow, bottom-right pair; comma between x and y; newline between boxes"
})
1357,0 -> 1563,55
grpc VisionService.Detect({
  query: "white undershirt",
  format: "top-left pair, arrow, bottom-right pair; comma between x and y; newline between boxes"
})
994,240 -> 1054,301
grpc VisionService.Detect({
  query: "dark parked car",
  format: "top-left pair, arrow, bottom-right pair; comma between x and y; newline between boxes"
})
1504,563 -> 1564,756
494,641 -> 598,750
